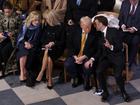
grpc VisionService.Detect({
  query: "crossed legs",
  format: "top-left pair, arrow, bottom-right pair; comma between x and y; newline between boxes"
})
36,50 -> 53,88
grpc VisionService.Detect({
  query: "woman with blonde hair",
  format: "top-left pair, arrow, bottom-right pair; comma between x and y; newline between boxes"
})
36,0 -> 67,89
17,11 -> 42,86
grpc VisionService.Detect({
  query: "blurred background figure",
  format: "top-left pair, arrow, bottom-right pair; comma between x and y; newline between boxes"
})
97,0 -> 115,11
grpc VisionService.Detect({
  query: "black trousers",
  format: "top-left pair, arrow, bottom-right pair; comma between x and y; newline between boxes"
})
96,55 -> 126,93
0,39 -> 13,65
64,56 -> 83,79
83,62 -> 98,90
121,32 -> 140,68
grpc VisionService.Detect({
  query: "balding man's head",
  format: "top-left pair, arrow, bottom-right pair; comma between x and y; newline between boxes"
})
80,16 -> 92,33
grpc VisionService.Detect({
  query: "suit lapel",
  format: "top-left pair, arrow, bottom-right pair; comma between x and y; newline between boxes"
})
133,1 -> 140,16
77,29 -> 82,49
106,28 -> 112,44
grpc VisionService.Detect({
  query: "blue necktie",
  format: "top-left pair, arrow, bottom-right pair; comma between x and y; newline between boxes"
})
76,0 -> 81,6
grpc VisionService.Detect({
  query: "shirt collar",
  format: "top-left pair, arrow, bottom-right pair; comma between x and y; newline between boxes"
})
102,27 -> 107,34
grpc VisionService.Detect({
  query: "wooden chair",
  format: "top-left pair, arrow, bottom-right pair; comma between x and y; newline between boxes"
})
0,47 -> 18,78
136,44 -> 140,65
54,49 -> 68,83
5,48 -> 18,75
123,43 -> 129,82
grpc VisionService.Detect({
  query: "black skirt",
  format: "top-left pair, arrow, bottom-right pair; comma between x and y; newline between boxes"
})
17,41 -> 29,59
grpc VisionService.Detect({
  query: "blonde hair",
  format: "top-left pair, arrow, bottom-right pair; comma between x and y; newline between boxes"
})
24,11 -> 41,27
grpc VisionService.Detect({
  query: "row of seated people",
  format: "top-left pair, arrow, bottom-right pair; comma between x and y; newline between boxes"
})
0,0 -> 139,103
0,2 -> 65,90
65,16 -> 131,102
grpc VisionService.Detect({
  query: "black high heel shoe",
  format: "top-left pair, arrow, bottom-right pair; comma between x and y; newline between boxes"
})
47,85 -> 53,89
36,80 -> 41,83
20,79 -> 26,83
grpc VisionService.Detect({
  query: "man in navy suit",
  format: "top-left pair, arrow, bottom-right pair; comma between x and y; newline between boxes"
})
93,16 -> 130,102
119,0 -> 140,80
64,16 -> 98,90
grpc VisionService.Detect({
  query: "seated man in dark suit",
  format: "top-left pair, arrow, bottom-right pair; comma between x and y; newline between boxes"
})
93,16 -> 130,102
64,16 -> 98,89
119,0 -> 140,80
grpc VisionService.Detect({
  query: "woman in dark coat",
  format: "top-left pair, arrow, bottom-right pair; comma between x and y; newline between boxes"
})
17,11 -> 42,82
36,22 -> 65,89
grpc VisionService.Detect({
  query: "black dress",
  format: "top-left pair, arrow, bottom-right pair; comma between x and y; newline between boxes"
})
41,24 -> 65,60
17,27 -> 41,59
17,25 -> 42,87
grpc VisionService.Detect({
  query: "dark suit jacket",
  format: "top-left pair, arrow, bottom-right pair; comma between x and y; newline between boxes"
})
96,27 -> 124,63
65,0 -> 98,25
119,0 -> 140,31
68,27 -> 98,59
98,0 -> 115,11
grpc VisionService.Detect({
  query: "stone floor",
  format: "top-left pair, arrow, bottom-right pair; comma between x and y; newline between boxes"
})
0,64 -> 140,105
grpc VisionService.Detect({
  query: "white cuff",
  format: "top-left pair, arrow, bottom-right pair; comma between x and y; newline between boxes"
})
110,45 -> 114,51
132,27 -> 138,31
90,57 -> 95,62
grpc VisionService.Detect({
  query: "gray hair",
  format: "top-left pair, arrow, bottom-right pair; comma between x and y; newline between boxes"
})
80,16 -> 92,26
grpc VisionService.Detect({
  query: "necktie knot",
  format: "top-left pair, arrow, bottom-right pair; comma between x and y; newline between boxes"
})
130,5 -> 135,15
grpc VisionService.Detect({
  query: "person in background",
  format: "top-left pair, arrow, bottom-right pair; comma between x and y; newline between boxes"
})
119,0 -> 140,80
17,11 -> 42,86
93,16 -> 130,102
0,1 -> 21,78
98,0 -> 115,11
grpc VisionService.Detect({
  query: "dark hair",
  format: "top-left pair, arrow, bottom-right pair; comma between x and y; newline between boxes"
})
3,1 -> 13,10
94,16 -> 108,26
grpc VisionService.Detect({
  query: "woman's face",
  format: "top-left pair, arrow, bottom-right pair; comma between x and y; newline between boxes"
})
31,18 -> 40,26
4,8 -> 12,17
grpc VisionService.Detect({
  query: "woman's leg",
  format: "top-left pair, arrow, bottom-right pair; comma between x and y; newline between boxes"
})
47,56 -> 53,88
36,50 -> 48,81
19,55 -> 27,81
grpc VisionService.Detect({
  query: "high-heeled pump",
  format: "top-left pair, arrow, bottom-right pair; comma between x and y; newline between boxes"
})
47,85 -> 53,89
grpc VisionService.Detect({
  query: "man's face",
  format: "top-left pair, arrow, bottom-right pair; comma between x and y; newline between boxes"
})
94,19 -> 102,31
80,22 -> 91,33
4,8 -> 12,17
